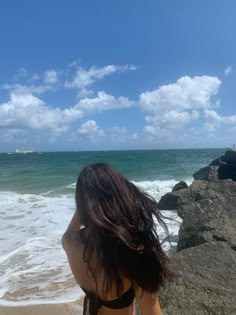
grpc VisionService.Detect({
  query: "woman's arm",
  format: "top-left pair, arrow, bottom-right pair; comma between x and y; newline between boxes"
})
135,286 -> 163,315
61,210 -> 81,249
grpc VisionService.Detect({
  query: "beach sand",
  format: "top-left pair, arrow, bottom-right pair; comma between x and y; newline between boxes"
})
0,299 -> 84,315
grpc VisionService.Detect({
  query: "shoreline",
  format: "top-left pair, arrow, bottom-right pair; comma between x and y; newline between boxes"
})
0,299 -> 84,315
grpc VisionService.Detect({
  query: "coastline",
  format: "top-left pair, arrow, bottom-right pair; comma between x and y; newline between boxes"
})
0,299 -> 84,315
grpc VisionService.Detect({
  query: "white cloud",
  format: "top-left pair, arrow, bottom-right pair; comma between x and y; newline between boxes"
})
0,88 -> 132,136
65,64 -> 137,89
3,83 -> 54,95
204,109 -> 236,134
44,70 -> 58,84
74,91 -> 134,114
143,125 -> 171,139
162,111 -> 192,128
77,120 -> 105,139
224,66 -> 232,77
140,75 -> 221,138
140,75 -> 221,112
77,88 -> 94,99
0,91 -> 83,133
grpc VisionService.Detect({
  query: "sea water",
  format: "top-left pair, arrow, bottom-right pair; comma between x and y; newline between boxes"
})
0,149 -> 225,306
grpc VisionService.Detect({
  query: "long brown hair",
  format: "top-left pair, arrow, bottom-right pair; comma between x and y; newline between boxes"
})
76,163 -> 172,296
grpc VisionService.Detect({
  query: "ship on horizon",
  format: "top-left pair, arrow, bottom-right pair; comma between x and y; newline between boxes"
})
15,147 -> 35,154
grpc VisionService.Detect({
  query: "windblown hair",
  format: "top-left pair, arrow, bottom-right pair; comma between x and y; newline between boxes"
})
76,163 -> 172,296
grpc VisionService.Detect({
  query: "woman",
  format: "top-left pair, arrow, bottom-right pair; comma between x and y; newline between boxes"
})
62,163 -> 172,315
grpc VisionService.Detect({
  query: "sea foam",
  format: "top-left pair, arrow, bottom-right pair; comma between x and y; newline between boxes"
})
0,178 -> 185,306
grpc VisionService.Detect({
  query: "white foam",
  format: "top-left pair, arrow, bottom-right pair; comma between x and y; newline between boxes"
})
0,178 -> 185,306
0,191 -> 82,306
66,183 -> 76,189
133,178 -> 192,201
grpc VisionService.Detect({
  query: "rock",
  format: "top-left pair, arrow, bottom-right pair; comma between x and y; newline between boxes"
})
209,155 -> 225,166
157,188 -> 190,210
192,165 -> 219,181
159,241 -> 236,315
192,150 -> 236,182
177,180 -> 236,251
224,149 -> 236,166
218,164 -> 236,181
172,181 -> 188,191
155,150 -> 236,315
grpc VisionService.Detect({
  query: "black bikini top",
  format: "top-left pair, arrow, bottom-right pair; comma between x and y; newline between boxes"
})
81,286 -> 135,315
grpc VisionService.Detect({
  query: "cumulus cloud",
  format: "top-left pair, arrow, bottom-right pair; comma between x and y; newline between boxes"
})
65,64 -> 137,89
77,88 -> 94,99
0,91 -> 83,133
224,66 -> 232,77
0,88 -> 132,136
204,109 -> 236,134
77,120 -> 105,139
3,64 -> 235,148
140,75 -> 221,137
74,91 -> 134,114
44,70 -> 58,84
2,83 -> 54,95
140,75 -> 221,112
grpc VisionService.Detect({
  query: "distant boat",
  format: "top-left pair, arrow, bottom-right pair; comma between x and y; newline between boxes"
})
15,147 -> 35,154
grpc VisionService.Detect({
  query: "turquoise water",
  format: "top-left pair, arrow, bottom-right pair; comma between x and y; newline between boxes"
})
0,148 -> 225,195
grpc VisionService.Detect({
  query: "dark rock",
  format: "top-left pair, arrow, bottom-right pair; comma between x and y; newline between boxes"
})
217,148 -> 236,181
159,241 -> 236,315
157,192 -> 179,210
224,149 -> 236,166
157,188 -> 190,210
218,164 -> 236,181
193,150 -> 236,182
177,180 -> 236,251
172,181 -> 188,191
193,165 -> 219,181
209,155 -> 225,166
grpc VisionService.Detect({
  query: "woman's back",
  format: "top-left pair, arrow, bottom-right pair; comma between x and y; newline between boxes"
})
62,230 -> 136,315
63,163 -> 170,315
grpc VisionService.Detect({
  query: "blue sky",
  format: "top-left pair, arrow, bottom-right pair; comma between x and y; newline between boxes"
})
1,0 -> 236,151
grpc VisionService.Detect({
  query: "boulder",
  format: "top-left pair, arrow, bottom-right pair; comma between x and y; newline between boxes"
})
224,149 -> 236,166
172,181 -> 188,191
192,165 -> 219,181
192,150 -> 236,182
157,188 -> 190,210
209,155 -> 225,166
154,150 -> 236,315
218,164 -> 236,181
159,241 -> 236,315
177,180 -> 236,251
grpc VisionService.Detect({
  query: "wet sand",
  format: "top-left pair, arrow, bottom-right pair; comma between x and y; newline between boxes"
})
0,299 -> 84,315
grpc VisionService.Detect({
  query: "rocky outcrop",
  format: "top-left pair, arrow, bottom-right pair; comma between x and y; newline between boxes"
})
156,149 -> 236,315
157,182 -> 189,210
177,180 -> 236,251
193,149 -> 236,181
192,165 -> 219,180
159,241 -> 236,315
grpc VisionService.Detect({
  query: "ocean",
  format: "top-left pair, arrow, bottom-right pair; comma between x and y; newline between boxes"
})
0,148 -> 225,306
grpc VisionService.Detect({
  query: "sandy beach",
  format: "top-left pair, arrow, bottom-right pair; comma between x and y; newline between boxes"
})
0,299 -> 84,315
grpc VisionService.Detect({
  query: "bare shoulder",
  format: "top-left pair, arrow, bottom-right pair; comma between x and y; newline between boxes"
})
62,230 -> 77,247
61,230 -> 84,257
